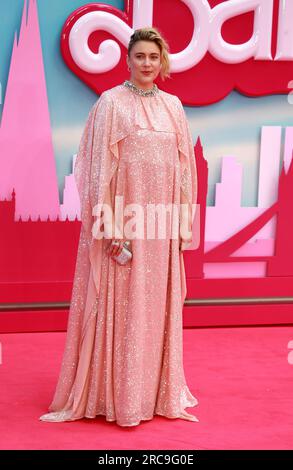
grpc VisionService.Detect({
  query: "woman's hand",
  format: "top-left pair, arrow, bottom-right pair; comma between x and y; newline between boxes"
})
108,238 -> 132,258
179,236 -> 192,252
108,238 -> 124,257
179,188 -> 193,252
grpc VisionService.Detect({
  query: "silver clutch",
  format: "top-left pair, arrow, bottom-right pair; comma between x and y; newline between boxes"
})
112,241 -> 132,265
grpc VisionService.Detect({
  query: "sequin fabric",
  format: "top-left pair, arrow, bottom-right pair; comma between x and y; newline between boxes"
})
39,84 -> 198,427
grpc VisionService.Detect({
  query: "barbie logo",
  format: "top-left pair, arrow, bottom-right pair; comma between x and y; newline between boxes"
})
61,0 -> 293,102
65,0 -> 293,74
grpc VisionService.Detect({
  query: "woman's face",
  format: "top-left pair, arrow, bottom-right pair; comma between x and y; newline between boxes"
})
126,40 -> 161,90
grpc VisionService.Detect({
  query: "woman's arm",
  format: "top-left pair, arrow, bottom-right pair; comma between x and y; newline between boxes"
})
179,187 -> 193,251
100,186 -> 132,257
102,184 -> 116,239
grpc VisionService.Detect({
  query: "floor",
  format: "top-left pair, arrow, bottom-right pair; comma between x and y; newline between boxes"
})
0,326 -> 293,450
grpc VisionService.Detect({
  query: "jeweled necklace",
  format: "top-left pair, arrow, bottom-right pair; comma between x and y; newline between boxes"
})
123,80 -> 159,97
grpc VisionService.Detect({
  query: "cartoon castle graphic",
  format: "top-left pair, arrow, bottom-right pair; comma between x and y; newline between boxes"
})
1,0 -> 293,323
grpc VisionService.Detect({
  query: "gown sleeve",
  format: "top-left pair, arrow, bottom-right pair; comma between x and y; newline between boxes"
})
39,94 -> 119,416
74,91 -> 118,240
175,97 -> 198,248
74,91 -> 119,294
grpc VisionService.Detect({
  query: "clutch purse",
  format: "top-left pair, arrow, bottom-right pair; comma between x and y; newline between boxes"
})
112,240 -> 133,265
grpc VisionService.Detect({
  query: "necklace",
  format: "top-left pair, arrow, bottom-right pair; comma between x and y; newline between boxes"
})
123,80 -> 159,97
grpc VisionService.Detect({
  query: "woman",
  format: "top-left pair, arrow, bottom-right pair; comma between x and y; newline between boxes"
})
40,27 -> 199,427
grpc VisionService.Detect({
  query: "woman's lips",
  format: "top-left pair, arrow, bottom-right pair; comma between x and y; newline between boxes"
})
142,71 -> 152,75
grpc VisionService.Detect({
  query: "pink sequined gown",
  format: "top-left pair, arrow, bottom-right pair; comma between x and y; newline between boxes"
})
39,83 -> 198,427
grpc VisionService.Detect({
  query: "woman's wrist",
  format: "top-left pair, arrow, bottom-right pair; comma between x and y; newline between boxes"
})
179,236 -> 192,251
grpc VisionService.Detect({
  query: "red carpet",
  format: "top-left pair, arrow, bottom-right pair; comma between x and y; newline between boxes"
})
0,326 -> 293,450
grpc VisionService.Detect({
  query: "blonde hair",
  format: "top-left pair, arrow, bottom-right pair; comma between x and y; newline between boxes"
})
127,27 -> 171,81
